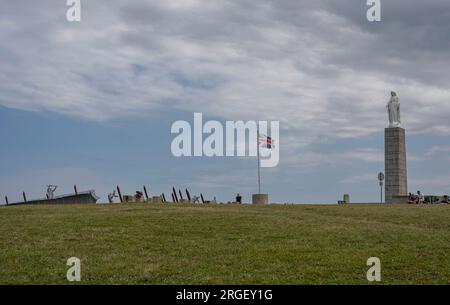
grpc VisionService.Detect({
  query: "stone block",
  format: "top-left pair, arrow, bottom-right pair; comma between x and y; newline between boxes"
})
385,127 -> 408,203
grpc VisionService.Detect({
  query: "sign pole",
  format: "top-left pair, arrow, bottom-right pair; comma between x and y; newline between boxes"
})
378,172 -> 385,204
257,128 -> 261,194
380,182 -> 383,203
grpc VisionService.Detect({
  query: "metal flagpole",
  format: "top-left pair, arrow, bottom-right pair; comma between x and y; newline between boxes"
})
257,128 -> 261,194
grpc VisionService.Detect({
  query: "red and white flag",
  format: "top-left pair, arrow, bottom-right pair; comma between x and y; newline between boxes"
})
258,134 -> 274,149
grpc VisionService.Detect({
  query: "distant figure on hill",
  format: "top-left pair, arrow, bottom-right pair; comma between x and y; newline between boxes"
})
408,193 -> 417,204
417,191 -> 424,204
236,193 -> 242,204
135,191 -> 144,201
46,185 -> 58,199
108,190 -> 118,203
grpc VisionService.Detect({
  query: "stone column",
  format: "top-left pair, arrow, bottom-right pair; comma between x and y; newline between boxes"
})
385,127 -> 408,203
343,194 -> 350,204
252,194 -> 269,204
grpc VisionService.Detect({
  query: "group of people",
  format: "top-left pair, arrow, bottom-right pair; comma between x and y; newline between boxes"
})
408,191 -> 450,204
408,191 -> 425,204
409,192 -> 450,204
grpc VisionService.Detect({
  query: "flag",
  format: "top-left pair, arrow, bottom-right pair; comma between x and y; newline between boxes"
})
258,134 -> 274,149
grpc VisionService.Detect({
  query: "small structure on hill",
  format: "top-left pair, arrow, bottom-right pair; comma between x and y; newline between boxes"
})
5,189 -> 99,206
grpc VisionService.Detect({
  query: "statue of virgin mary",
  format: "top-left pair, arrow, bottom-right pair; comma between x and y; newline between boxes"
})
387,91 -> 401,128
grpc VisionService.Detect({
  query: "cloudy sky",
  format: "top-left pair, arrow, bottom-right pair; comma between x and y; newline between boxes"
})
1,0 -> 449,203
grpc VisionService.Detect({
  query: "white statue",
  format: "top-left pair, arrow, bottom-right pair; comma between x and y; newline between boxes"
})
387,91 -> 401,128
46,185 -> 58,199
108,190 -> 118,203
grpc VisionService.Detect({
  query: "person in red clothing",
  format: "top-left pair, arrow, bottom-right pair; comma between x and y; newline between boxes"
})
408,193 -> 418,204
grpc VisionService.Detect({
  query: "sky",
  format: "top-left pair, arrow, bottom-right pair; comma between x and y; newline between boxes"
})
0,0 -> 449,204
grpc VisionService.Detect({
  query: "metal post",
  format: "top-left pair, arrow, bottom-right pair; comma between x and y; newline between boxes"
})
172,187 -> 179,203
143,186 -> 149,200
117,185 -> 123,203
380,182 -> 383,204
178,190 -> 184,201
257,128 -> 261,194
23,192 -> 27,203
162,193 -> 167,203
74,184 -> 78,195
378,172 -> 385,204
5,196 -> 8,205
185,189 -> 191,202
200,193 -> 205,204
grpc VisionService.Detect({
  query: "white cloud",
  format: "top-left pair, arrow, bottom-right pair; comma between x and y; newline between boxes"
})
1,0 -> 450,146
410,176 -> 450,190
425,145 -> 450,157
281,147 -> 383,170
340,173 -> 379,184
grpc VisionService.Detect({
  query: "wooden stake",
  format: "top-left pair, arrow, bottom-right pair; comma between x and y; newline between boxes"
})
143,186 -> 149,200
172,187 -> 179,203
117,186 -> 123,203
185,189 -> 191,201
178,190 -> 184,201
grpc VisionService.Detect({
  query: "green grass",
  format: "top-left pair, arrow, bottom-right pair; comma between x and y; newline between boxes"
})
0,203 -> 449,284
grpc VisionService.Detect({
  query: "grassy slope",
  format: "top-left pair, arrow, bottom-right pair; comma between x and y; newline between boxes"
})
0,203 -> 449,284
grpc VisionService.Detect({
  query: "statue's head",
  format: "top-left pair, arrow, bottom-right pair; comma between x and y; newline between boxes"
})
391,91 -> 397,97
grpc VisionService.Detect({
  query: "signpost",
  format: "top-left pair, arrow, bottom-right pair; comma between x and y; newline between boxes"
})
378,172 -> 385,204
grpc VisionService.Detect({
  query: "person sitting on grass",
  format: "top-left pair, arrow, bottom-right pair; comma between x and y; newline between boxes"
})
236,193 -> 242,204
417,191 -> 424,204
135,191 -> 143,201
408,193 -> 418,204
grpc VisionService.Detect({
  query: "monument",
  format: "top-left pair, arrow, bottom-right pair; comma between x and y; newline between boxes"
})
46,185 -> 58,199
385,91 -> 408,203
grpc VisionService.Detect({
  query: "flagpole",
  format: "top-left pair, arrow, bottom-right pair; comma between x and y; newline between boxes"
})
257,127 -> 261,194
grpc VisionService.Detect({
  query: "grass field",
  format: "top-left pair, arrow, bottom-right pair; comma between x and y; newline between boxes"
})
0,203 -> 449,284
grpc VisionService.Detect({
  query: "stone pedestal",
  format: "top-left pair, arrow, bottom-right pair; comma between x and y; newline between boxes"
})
252,194 -> 269,204
343,194 -> 350,204
385,127 -> 408,203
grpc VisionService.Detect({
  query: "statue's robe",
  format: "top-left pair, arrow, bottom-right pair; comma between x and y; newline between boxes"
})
387,97 -> 400,127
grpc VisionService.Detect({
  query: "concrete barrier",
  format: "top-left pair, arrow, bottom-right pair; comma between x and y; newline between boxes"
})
252,194 -> 269,204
